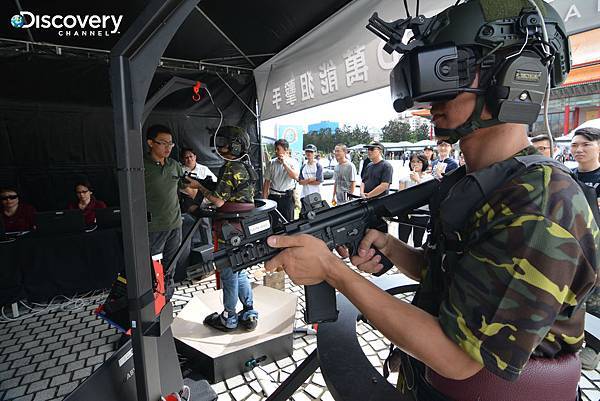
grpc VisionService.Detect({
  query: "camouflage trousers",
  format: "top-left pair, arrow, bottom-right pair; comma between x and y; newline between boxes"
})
586,287 -> 600,316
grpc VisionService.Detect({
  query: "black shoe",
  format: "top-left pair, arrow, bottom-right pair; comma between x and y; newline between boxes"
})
203,312 -> 237,332
238,308 -> 258,332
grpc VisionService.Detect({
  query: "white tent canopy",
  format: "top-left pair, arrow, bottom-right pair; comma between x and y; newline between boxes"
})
254,0 -> 600,122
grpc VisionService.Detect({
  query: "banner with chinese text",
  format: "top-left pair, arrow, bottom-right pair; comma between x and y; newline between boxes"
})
254,0 -> 600,120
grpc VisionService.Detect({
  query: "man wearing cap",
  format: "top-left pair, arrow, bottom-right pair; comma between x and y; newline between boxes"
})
298,144 -> 323,200
360,141 -> 393,199
262,139 -> 299,222
431,139 -> 459,179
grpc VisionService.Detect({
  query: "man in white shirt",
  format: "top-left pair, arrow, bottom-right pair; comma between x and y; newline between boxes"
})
299,144 -> 323,199
262,139 -> 299,222
181,148 -> 217,183
179,147 -> 216,253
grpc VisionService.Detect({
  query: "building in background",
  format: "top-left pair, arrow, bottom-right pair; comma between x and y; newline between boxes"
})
307,120 -> 339,133
530,0 -> 600,137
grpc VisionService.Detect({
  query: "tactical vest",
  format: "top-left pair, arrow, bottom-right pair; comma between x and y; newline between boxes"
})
399,154 -> 600,401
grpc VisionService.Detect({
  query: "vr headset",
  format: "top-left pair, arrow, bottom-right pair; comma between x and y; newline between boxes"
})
367,2 -> 565,127
390,45 -> 479,113
389,43 -> 547,125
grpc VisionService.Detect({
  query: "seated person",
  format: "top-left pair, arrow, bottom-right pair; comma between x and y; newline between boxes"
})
67,180 -> 107,225
1,187 -> 36,232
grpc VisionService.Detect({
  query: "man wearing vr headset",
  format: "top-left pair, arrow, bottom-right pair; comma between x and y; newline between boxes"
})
193,126 -> 260,332
265,1 -> 599,400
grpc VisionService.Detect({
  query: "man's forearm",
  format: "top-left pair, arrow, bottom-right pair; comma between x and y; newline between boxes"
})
366,183 -> 389,198
327,264 -> 482,380
262,181 -> 270,198
381,235 -> 426,281
348,181 -> 355,195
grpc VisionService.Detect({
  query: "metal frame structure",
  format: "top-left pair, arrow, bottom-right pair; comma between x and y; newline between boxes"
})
109,1 -> 209,400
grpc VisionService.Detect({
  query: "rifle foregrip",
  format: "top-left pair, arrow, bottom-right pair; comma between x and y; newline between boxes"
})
304,281 -> 338,324
372,249 -> 394,277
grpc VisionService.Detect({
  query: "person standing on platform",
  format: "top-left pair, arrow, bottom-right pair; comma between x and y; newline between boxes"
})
194,126 -> 259,332
332,143 -> 357,205
298,144 -> 323,209
262,139 -> 299,222
67,180 -> 107,226
144,124 -> 186,299
360,141 -> 393,199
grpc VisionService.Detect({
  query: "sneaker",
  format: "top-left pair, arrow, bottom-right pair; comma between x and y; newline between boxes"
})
203,311 -> 237,332
238,308 -> 258,332
580,346 -> 600,370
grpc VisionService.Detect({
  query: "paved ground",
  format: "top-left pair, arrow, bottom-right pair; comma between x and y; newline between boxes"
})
1,262 -> 600,401
1,193 -> 600,401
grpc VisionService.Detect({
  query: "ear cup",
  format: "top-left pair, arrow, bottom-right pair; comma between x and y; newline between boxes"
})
230,140 -> 242,157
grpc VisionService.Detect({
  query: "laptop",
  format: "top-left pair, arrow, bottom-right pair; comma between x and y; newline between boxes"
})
35,210 -> 85,235
95,207 -> 121,229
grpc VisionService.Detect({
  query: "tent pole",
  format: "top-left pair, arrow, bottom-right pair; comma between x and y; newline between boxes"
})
216,72 -> 258,118
195,6 -> 256,68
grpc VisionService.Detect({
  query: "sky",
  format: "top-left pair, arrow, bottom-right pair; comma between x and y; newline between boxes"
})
260,86 -> 399,139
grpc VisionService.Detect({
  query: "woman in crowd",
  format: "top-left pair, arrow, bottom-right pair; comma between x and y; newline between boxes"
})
1,187 -> 36,232
67,180 -> 107,225
397,153 -> 433,248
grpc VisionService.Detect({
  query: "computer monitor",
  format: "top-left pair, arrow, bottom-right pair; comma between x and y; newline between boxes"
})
95,207 -> 121,229
35,210 -> 85,235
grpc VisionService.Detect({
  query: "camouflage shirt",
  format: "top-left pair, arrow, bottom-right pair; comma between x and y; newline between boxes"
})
211,160 -> 255,203
427,146 -> 599,381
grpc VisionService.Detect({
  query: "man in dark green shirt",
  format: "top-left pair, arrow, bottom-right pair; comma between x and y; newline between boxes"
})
144,124 -> 187,298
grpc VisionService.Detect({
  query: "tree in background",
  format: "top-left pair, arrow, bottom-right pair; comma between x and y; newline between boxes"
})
414,123 -> 431,141
304,125 -> 371,154
381,119 -> 412,142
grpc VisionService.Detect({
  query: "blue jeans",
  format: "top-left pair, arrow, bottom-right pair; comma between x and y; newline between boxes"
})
220,267 -> 253,313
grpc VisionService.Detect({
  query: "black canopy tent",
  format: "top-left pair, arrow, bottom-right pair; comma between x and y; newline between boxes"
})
0,1 -> 354,400
0,0 -> 353,208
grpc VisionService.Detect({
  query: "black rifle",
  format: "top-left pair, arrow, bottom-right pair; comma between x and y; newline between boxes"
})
195,179 -> 438,324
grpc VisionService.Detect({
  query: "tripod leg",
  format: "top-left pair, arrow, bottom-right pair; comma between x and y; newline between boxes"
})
266,350 -> 319,401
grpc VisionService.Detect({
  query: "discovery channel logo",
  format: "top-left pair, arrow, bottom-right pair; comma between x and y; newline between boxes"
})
10,11 -> 123,37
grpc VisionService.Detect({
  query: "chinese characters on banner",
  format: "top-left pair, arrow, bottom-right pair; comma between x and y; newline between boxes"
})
257,0 -> 600,120
271,44 -> 371,111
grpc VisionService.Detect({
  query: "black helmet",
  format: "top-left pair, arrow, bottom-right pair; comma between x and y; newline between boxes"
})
367,0 -> 571,143
215,126 -> 250,157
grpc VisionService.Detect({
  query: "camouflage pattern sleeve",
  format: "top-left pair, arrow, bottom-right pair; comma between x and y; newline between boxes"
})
211,161 -> 254,203
438,165 -> 599,381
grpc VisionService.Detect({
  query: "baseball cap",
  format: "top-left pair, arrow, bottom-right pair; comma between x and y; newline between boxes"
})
304,144 -> 317,152
364,141 -> 384,151
436,139 -> 451,146
423,145 -> 434,151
